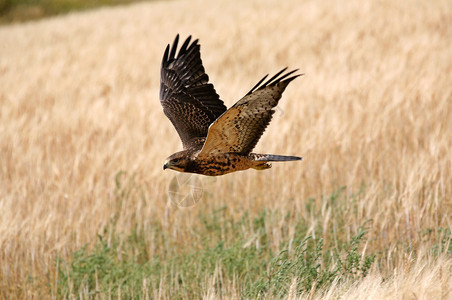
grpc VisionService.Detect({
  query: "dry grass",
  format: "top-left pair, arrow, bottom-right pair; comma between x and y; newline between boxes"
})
0,0 -> 451,298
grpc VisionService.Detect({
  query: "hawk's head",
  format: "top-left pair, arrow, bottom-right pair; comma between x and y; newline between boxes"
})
163,151 -> 192,172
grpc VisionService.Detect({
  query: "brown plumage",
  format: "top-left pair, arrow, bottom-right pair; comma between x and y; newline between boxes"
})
161,34 -> 302,176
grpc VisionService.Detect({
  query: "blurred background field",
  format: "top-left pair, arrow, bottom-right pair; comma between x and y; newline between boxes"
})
0,0 -> 451,298
0,0 -> 148,23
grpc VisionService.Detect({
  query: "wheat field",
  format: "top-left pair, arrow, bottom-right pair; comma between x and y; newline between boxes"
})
0,0 -> 451,298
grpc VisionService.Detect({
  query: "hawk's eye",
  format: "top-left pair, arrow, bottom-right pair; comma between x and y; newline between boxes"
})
172,158 -> 180,163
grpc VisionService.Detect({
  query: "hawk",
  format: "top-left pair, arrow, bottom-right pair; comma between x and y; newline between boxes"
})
160,34 -> 302,176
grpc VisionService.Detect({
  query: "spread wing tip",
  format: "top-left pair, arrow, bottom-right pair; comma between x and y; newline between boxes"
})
246,68 -> 303,95
162,34 -> 201,67
169,34 -> 179,61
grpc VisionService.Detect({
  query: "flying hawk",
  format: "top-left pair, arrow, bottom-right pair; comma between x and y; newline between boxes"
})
160,34 -> 302,176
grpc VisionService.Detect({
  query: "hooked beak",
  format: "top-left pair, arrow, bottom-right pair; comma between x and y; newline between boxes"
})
163,161 -> 169,170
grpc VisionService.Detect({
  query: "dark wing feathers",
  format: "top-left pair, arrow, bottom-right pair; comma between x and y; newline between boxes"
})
160,34 -> 227,149
200,69 -> 301,156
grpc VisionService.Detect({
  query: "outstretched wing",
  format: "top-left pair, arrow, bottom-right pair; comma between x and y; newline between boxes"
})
160,34 -> 227,149
199,68 -> 301,156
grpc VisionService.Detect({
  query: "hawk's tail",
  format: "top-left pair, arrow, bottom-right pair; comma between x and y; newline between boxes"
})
252,154 -> 303,162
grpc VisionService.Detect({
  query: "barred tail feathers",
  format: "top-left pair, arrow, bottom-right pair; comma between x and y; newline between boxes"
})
251,153 -> 302,162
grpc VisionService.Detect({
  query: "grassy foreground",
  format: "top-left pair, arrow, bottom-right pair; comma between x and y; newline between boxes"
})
0,0 -> 451,298
55,179 -> 377,298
